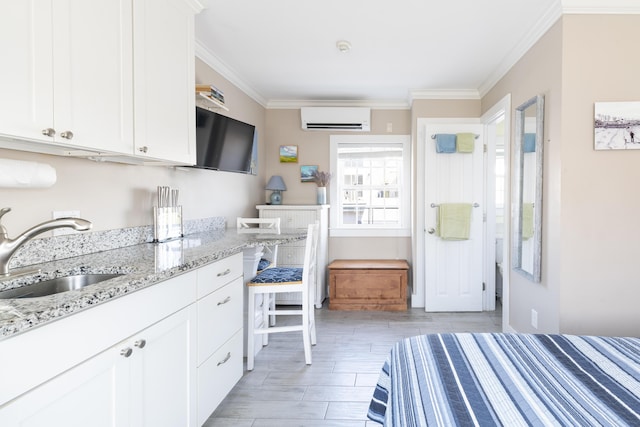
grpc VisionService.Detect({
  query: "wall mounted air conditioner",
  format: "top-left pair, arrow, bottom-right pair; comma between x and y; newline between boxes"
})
300,107 -> 370,131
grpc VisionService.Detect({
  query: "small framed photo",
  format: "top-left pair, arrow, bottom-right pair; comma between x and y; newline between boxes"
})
594,101 -> 640,150
279,145 -> 298,162
300,165 -> 318,182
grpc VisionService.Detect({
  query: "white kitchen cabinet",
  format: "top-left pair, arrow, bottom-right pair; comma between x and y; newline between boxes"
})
0,302 -> 197,427
195,253 -> 244,425
257,205 -> 329,307
0,0 -> 134,156
132,0 -> 197,164
0,0 -> 200,164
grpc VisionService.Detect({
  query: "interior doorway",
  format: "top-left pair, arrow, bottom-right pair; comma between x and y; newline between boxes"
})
482,94 -> 511,328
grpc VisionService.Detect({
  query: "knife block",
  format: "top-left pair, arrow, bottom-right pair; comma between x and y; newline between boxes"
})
153,206 -> 183,242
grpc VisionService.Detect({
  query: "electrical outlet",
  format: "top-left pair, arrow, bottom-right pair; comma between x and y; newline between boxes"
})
52,210 -> 81,236
531,309 -> 538,329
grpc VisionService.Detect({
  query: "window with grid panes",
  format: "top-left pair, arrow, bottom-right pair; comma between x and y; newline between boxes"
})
330,135 -> 411,237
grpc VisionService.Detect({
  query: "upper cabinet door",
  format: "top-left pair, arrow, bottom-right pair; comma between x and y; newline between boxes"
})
0,1 -> 55,144
52,0 -> 134,154
0,0 -> 134,154
133,0 -> 196,165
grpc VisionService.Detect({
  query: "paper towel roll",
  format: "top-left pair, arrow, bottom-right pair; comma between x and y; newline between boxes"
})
0,158 -> 57,188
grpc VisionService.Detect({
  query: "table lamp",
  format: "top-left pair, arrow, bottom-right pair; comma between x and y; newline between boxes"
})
265,175 -> 286,205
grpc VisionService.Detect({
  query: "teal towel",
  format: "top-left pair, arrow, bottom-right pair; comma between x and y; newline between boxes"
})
435,134 -> 456,153
524,133 -> 536,153
436,203 -> 473,240
456,133 -> 475,153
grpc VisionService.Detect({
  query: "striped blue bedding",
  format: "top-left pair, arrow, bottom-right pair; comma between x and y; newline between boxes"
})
368,333 -> 640,426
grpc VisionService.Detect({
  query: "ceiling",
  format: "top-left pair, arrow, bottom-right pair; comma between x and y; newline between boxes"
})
192,1 -> 609,108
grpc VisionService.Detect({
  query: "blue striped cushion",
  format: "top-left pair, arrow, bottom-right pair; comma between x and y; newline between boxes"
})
250,267 -> 303,284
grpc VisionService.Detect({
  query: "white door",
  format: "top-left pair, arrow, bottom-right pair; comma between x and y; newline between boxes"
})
424,123 -> 484,311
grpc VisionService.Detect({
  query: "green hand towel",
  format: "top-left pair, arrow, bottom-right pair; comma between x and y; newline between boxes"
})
456,133 -> 475,153
522,203 -> 534,240
436,203 -> 473,240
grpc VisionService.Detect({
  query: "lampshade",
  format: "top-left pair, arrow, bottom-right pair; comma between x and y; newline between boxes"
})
265,175 -> 287,191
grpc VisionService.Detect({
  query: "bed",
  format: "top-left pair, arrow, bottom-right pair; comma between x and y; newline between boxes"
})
368,333 -> 640,426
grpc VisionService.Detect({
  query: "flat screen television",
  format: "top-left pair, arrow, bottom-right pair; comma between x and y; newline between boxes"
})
193,107 -> 256,174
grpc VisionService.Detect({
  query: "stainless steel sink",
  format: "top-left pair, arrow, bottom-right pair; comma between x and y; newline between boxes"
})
0,273 -> 123,299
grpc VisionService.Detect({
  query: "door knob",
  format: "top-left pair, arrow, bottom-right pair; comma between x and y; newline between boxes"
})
134,339 -> 146,349
60,131 -> 74,140
138,146 -> 149,153
427,228 -> 436,234
120,347 -> 133,358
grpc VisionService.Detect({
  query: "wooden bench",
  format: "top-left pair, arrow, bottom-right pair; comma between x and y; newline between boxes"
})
328,259 -> 409,311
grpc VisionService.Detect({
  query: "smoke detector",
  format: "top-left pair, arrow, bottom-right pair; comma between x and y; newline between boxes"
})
336,40 -> 351,53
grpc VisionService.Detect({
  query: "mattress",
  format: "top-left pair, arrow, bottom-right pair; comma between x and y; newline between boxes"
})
368,333 -> 640,426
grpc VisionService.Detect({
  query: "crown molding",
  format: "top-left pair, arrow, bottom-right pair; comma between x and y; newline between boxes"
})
194,40 -> 268,108
478,1 -> 563,97
561,0 -> 640,14
266,99 -> 410,110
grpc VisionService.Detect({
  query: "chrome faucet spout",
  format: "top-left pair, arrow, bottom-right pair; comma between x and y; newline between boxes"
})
0,208 -> 93,276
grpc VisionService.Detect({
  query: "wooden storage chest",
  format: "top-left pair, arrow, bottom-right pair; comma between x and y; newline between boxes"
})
328,259 -> 409,311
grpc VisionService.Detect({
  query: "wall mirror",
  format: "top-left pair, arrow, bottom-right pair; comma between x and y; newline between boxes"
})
512,94 -> 544,282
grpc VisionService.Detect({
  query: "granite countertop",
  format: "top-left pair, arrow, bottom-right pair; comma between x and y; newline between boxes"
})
0,228 -> 305,341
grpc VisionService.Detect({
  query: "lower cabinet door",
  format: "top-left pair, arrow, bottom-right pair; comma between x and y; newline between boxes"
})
197,329 -> 243,425
132,304 -> 197,427
0,306 -> 197,427
0,342 -> 131,427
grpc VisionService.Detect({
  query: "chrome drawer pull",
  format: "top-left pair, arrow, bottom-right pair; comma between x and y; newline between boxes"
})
217,268 -> 231,277
134,339 -> 146,349
217,296 -> 231,306
120,347 -> 133,358
217,352 -> 231,366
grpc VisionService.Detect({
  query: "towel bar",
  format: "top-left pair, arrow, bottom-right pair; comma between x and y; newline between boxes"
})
430,203 -> 479,208
431,134 -> 479,139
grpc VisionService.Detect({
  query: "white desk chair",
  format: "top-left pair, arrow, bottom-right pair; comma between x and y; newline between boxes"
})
246,222 -> 318,371
237,217 -> 280,328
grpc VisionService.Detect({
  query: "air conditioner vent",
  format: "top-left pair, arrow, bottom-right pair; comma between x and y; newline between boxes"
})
301,107 -> 370,132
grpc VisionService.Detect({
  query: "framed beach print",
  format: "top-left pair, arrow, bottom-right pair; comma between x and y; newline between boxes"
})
594,101 -> 640,150
279,145 -> 298,162
300,165 -> 318,182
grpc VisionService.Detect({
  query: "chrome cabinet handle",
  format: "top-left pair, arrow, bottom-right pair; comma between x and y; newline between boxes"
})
42,128 -> 55,137
217,268 -> 231,277
217,352 -> 231,366
134,339 -> 146,349
120,347 -> 133,358
217,296 -> 231,306
427,228 -> 435,234
138,146 -> 148,153
60,131 -> 73,140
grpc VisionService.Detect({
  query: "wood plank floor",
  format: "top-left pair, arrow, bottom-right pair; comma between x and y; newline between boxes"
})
204,302 -> 502,426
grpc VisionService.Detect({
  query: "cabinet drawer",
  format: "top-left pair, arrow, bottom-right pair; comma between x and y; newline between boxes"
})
196,252 -> 243,299
260,210 -> 317,229
196,277 -> 243,365
197,330 -> 243,425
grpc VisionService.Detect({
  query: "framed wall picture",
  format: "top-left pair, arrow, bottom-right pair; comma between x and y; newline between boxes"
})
300,165 -> 318,182
594,101 -> 640,150
279,145 -> 298,162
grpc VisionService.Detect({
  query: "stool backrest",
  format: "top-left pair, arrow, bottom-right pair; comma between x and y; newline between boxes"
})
237,217 -> 281,234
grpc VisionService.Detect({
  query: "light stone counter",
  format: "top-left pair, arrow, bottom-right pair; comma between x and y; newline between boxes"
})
0,218 -> 305,340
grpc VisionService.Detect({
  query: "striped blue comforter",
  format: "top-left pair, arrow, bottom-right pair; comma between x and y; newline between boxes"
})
368,333 -> 640,426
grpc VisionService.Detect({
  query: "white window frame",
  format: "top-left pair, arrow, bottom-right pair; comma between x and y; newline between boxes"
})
330,134 -> 411,237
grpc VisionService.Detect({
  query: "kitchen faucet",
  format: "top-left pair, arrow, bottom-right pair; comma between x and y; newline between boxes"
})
0,207 -> 92,276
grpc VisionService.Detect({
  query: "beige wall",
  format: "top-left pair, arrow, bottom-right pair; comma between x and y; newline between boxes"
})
484,15 -> 640,337
558,15 -> 640,336
263,108 -> 413,263
0,59 -> 266,235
